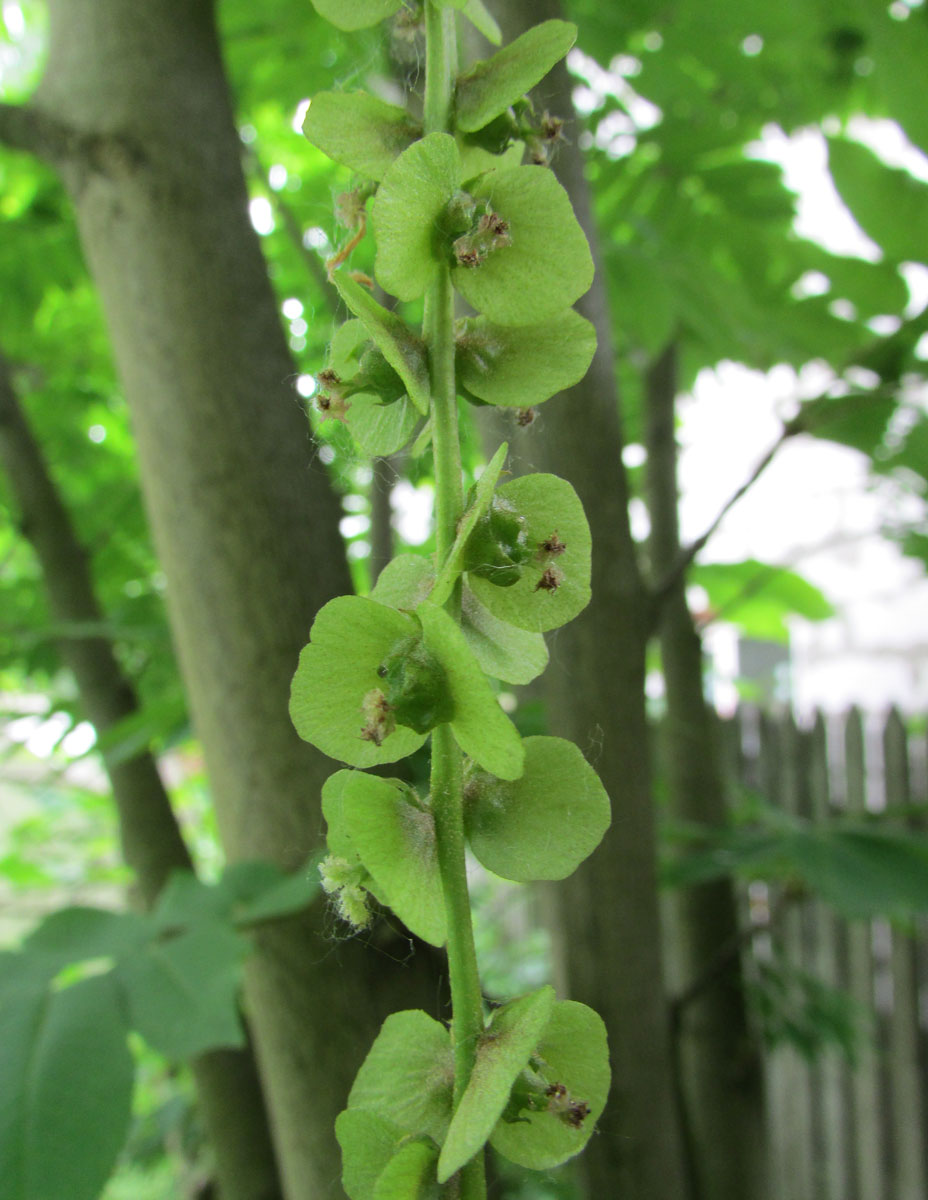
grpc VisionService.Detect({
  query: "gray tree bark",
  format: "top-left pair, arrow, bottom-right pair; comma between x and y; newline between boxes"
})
13,2 -> 443,1194
645,344 -> 768,1200
484,4 -> 689,1196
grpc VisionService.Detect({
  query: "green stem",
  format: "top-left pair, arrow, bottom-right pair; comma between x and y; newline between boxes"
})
424,7 -> 486,1198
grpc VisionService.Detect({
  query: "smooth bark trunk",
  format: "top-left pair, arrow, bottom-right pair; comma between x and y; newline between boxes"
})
28,2 -> 443,1193
645,344 -> 767,1200
484,5 -> 689,1195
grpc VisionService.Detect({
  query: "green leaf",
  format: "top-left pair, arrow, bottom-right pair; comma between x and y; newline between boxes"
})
336,1108 -> 406,1200
690,560 -> 834,642
828,137 -> 928,266
303,92 -> 420,180
371,556 -> 546,685
374,1138 -> 439,1199
788,826 -> 928,920
451,167 -> 594,325
460,0 -> 501,46
0,974 -> 134,1200
464,737 -> 610,881
797,390 -> 897,456
23,906 -> 150,965
348,1010 -> 454,1143
326,320 -> 422,457
457,311 -> 596,407
460,588 -> 548,685
432,442 -> 509,606
230,863 -> 322,925
333,277 -> 432,416
454,21 -> 577,134
371,133 -> 462,302
371,553 -> 435,610
290,595 -> 429,768
309,0 -> 404,31
437,986 -> 556,1182
115,920 -> 248,1058
341,772 -> 446,946
417,600 -> 524,780
490,1000 -> 610,1170
466,474 -> 591,632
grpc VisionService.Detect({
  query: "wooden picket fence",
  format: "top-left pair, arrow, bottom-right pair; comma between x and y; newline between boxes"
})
720,706 -> 928,1200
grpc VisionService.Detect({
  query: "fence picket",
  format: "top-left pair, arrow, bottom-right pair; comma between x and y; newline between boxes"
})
883,708 -> 928,1197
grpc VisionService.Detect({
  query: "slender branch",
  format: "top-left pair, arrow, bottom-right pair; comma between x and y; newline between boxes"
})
423,10 -> 486,1200
0,101 -> 144,171
649,424 -> 794,616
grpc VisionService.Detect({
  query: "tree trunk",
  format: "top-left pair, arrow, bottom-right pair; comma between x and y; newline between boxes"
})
0,350 -> 282,1200
28,2 -> 442,1194
485,5 -> 689,1196
644,344 -> 768,1200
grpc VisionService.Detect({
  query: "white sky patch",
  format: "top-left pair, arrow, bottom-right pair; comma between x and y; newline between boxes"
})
248,196 -> 274,235
88,424 -> 106,443
282,298 -> 303,320
296,374 -> 316,397
391,481 -> 433,545
3,3 -> 25,38
749,125 -> 881,259
292,99 -> 311,134
268,163 -> 288,191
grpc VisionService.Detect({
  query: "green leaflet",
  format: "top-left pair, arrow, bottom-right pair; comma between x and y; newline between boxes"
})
432,442 -> 509,605
437,986 -> 556,1182
456,311 -> 597,407
326,320 -> 421,458
289,595 -> 429,768
416,600 -> 525,780
460,0 -> 501,46
336,1109 -> 406,1200
115,921 -> 248,1059
464,737 -> 610,881
309,0 -> 404,32
373,1139 -> 439,1199
372,553 -> 548,686
303,92 -> 420,180
347,1009 -> 454,1143
459,587 -> 548,685
0,974 -> 134,1200
371,133 -> 462,301
466,474 -> 591,632
340,772 -> 447,946
490,1001 -> 610,1170
455,21 -> 577,133
333,276 -> 432,416
451,167 -> 594,326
